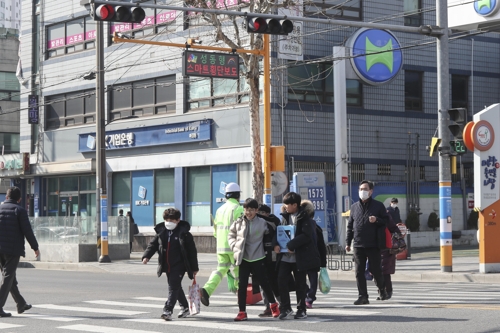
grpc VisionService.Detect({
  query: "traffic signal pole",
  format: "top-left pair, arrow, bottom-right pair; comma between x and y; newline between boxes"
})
263,34 -> 272,205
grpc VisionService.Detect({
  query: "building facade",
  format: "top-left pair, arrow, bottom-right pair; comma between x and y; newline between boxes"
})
15,0 -> 500,234
0,0 -> 21,29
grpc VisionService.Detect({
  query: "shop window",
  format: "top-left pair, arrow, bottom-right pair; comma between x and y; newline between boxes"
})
0,72 -> 20,101
155,169 -> 175,224
80,175 -> 96,191
405,70 -> 423,111
110,75 -> 176,120
404,0 -> 422,27
305,0 -> 361,20
45,89 -> 96,130
186,166 -> 211,226
452,75 -> 468,110
238,163 -> 253,202
46,17 -> 96,58
288,62 -> 361,106
59,176 -> 78,192
112,172 -> 131,215
110,0 -> 178,41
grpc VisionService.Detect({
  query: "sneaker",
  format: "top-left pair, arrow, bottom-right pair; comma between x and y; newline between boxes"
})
270,303 -> 280,318
177,307 -> 190,318
278,309 -> 294,320
161,310 -> 172,321
234,311 -> 248,321
201,288 -> 210,306
294,310 -> 307,319
258,308 -> 272,317
353,296 -> 369,305
305,301 -> 312,309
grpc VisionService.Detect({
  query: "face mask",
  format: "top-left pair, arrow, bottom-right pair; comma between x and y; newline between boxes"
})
165,222 -> 177,230
359,190 -> 370,201
391,204 -> 397,208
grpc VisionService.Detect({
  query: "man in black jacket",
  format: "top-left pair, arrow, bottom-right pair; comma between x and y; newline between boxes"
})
0,187 -> 40,317
345,180 -> 389,305
387,198 -> 402,224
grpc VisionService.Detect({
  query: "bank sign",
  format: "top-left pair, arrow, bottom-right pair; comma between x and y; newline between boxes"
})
348,28 -> 403,86
449,0 -> 500,30
78,119 -> 212,152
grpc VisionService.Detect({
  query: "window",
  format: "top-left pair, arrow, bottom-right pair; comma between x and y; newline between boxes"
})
112,172 -> 131,215
0,133 -> 20,153
404,0 -> 422,27
377,164 -> 391,176
350,163 -> 365,183
155,169 -> 175,225
110,0 -> 178,39
305,0 -> 361,20
110,75 -> 176,119
452,75 -> 468,110
0,72 -> 20,101
186,166 -> 211,226
46,17 -> 96,58
405,70 -> 422,111
45,89 -> 96,130
288,62 -> 362,106
187,65 -> 258,110
420,166 -> 425,180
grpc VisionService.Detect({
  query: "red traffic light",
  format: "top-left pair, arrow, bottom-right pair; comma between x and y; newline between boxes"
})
92,4 -> 145,23
246,17 -> 294,35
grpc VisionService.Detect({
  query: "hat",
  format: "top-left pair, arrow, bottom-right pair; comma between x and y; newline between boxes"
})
391,198 -> 398,203
225,182 -> 241,194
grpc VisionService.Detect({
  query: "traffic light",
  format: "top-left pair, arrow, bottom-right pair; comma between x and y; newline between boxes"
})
92,4 -> 146,23
448,108 -> 467,155
246,17 -> 293,35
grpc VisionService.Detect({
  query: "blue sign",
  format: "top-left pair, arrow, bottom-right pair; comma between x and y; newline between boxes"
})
348,28 -> 403,86
78,119 -> 212,152
474,0 -> 499,16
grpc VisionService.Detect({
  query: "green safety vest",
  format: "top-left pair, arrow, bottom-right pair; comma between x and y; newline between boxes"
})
213,198 -> 243,254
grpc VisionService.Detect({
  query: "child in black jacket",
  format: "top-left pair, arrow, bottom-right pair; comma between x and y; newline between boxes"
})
142,208 -> 199,321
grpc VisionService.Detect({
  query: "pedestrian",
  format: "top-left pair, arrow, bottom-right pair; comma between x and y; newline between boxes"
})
126,211 -> 136,253
300,200 -> 327,309
373,213 -> 403,300
142,208 -> 199,321
345,180 -> 390,305
0,187 -> 40,317
273,192 -> 320,320
228,198 -> 280,321
386,198 -> 402,224
256,203 -> 281,317
200,182 -> 243,307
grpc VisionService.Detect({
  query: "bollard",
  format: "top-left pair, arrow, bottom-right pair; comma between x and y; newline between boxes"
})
406,230 -> 411,260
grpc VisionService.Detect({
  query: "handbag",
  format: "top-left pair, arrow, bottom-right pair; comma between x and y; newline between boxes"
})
318,267 -> 331,294
389,233 -> 407,254
188,278 -> 201,315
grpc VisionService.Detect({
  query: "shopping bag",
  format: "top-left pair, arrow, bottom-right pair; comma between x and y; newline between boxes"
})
188,278 -> 200,315
390,233 -> 407,254
227,270 -> 237,294
318,267 -> 331,295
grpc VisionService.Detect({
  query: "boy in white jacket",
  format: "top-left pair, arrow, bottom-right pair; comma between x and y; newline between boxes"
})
228,198 -> 280,321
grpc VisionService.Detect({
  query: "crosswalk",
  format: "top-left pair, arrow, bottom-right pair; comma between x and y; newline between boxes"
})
2,282 -> 500,332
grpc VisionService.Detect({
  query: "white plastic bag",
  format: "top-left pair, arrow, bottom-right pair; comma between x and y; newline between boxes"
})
188,278 -> 201,315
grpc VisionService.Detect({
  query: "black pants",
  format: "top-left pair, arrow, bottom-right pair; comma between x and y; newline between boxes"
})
382,274 -> 392,293
10,276 -> 26,308
306,269 -> 318,303
262,259 -> 280,308
0,254 -> 20,309
353,247 -> 384,298
238,259 -> 275,312
164,269 -> 188,312
278,261 -> 307,312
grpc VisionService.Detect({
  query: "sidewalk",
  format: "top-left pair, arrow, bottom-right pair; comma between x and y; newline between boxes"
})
19,245 -> 500,284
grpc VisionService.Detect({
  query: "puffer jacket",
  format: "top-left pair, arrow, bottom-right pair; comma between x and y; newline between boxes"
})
142,220 -> 199,279
0,199 -> 39,257
228,215 -> 274,266
301,200 -> 327,269
273,204 -> 321,272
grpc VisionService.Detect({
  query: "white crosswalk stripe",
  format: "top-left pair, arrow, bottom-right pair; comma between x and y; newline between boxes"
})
35,304 -> 147,316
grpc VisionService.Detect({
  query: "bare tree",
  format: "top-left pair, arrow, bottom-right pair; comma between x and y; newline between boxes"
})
184,0 -> 274,201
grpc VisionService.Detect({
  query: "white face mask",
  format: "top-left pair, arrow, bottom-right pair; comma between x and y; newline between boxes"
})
359,190 -> 370,201
165,222 -> 177,230
391,204 -> 397,208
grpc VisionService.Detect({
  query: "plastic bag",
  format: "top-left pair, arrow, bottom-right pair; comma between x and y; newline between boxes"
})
188,278 -> 200,315
227,270 -> 237,294
365,261 -> 373,281
318,267 -> 331,294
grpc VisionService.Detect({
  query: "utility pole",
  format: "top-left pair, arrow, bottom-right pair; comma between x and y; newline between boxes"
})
96,19 -> 110,263
436,0 -> 452,272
